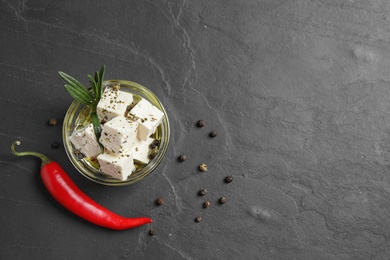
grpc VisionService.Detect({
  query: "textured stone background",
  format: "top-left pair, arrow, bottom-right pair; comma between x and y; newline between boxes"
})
2,0 -> 390,259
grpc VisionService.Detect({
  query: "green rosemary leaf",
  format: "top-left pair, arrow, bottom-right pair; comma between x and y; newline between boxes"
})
94,71 -> 100,99
98,65 -> 106,99
87,74 -> 96,84
91,112 -> 103,151
58,71 -> 93,99
99,65 -> 106,78
94,70 -> 99,83
66,83 -> 93,102
58,71 -> 86,89
64,84 -> 92,105
87,74 -> 98,99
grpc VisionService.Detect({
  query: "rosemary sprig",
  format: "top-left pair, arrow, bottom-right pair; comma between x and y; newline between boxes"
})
86,65 -> 106,109
58,65 -> 106,146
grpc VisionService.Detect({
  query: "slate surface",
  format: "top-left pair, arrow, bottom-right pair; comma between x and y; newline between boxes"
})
1,0 -> 390,259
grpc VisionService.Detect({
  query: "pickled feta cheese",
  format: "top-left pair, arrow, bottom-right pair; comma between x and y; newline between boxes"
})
132,137 -> 155,164
97,151 -> 135,180
99,116 -> 138,154
96,86 -> 134,122
69,123 -> 101,158
128,99 -> 164,141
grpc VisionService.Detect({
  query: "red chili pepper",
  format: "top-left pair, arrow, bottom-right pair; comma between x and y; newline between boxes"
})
11,141 -> 152,230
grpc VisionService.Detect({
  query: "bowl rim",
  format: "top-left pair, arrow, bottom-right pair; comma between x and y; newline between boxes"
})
62,79 -> 170,186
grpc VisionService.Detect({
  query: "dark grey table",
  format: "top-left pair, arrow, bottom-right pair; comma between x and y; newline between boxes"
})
1,1 -> 390,259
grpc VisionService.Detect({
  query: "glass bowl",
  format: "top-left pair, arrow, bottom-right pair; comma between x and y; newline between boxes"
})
62,80 -> 170,186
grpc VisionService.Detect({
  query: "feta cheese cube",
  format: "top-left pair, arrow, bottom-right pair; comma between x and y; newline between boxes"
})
97,151 -> 135,180
127,99 -> 164,141
69,124 -> 101,158
132,137 -> 155,164
99,116 -> 138,154
97,86 -> 134,122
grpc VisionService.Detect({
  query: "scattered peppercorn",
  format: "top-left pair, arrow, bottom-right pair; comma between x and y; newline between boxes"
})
209,131 -> 217,138
178,154 -> 187,162
219,197 -> 227,204
195,216 -> 202,223
198,189 -> 207,196
224,176 -> 233,183
196,119 -> 205,128
203,201 -> 211,208
149,229 -> 157,236
198,163 -> 208,172
51,142 -> 60,149
48,118 -> 57,126
155,197 -> 165,206
113,84 -> 121,91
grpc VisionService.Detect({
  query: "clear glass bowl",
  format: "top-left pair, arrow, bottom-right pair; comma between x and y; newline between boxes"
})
62,80 -> 170,186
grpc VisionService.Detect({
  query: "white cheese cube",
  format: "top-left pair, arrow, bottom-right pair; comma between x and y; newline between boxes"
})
127,99 -> 164,141
69,124 -> 101,158
97,151 -> 135,181
132,137 -> 155,164
97,86 -> 134,122
99,116 -> 138,154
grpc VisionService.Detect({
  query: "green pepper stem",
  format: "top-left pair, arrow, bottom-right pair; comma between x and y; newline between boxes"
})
11,141 -> 51,166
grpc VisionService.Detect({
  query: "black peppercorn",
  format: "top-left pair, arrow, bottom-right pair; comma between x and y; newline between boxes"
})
155,197 -> 165,206
219,197 -> 226,204
198,189 -> 207,196
48,118 -> 57,126
195,216 -> 202,223
178,155 -> 187,162
51,142 -> 60,149
209,131 -> 217,138
196,120 -> 205,128
203,201 -> 211,208
224,176 -> 233,183
149,229 -> 157,236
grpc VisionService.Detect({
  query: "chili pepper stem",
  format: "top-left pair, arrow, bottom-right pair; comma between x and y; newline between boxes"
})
11,141 -> 51,166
